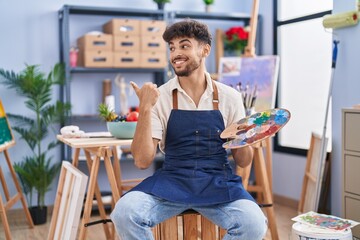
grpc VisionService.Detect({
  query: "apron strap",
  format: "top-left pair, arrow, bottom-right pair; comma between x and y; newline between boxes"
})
173,88 -> 178,109
212,80 -> 219,110
172,80 -> 219,110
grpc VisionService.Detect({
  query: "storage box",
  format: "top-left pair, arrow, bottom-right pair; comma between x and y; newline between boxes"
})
141,20 -> 166,36
113,51 -> 140,68
113,35 -> 140,51
103,19 -> 140,36
78,50 -> 113,68
77,34 -> 112,51
141,36 -> 166,52
140,51 -> 167,68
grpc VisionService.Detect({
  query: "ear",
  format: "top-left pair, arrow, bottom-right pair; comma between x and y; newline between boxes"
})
202,44 -> 211,57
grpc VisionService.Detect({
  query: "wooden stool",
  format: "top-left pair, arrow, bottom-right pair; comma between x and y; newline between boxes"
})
154,209 -> 226,240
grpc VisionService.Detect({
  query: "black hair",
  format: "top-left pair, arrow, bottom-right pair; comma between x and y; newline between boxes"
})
162,19 -> 212,46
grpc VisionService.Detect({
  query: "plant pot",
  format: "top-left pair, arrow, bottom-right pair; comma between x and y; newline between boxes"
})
224,49 -> 244,57
29,206 -> 47,225
157,2 -> 165,10
205,5 -> 212,12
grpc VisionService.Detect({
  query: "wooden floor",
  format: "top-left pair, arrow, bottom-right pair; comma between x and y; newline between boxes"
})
0,203 -> 297,240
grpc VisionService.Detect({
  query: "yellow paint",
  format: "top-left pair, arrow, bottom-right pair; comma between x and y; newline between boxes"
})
0,100 -> 5,117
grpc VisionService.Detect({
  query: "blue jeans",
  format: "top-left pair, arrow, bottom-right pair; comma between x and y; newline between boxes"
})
111,191 -> 268,240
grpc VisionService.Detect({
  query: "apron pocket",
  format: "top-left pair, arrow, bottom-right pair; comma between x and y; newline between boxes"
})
195,129 -> 223,157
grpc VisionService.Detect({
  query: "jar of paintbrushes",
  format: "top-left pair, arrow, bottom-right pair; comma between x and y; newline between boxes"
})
235,82 -> 257,116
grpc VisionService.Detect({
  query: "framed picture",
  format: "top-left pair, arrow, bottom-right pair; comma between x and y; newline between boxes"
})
218,55 -> 280,112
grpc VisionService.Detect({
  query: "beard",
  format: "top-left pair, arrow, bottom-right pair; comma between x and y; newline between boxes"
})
171,55 -> 202,77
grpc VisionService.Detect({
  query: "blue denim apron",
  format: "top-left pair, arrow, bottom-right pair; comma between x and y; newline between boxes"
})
130,81 -> 254,205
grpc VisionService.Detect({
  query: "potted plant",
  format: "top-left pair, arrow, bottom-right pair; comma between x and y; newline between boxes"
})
224,26 -> 249,56
153,0 -> 170,10
0,63 -> 71,224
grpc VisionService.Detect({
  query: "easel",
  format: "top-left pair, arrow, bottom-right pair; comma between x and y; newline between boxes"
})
218,0 -> 278,239
0,101 -> 34,240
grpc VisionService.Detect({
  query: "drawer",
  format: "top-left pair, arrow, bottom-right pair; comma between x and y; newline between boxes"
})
345,196 -> 360,238
140,20 -> 166,36
141,36 -> 166,52
344,112 -> 360,152
103,19 -> 140,36
78,50 -> 113,68
113,35 -> 140,51
345,154 -> 360,195
77,34 -> 113,51
140,51 -> 167,68
113,51 -> 140,68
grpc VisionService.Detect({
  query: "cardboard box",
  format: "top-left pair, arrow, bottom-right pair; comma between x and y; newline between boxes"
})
103,19 -> 140,36
113,35 -> 140,52
141,20 -> 166,36
113,51 -> 140,68
140,51 -> 167,68
78,50 -> 113,68
141,36 -> 166,52
77,34 -> 112,51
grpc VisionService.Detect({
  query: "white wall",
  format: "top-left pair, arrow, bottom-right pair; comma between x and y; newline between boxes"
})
0,0 -> 257,208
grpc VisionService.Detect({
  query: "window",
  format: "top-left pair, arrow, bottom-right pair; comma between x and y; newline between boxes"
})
274,0 -> 333,155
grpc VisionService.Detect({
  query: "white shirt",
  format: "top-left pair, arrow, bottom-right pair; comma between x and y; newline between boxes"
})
152,72 -> 246,152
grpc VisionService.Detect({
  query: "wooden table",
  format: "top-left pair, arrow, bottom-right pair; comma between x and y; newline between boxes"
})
57,135 -> 132,240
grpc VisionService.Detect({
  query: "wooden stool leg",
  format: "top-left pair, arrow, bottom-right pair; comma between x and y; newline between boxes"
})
253,145 -> 279,240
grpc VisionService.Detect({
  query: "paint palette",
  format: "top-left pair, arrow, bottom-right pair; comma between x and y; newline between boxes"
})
221,108 -> 291,149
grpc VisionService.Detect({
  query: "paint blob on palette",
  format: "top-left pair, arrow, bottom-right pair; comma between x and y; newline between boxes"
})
221,108 -> 291,149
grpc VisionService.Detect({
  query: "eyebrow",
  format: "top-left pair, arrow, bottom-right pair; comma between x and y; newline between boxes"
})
169,39 -> 192,45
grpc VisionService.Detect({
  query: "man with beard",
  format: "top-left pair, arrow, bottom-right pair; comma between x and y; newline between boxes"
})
111,19 -> 267,240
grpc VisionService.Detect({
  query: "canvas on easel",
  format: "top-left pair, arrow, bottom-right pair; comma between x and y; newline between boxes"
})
0,99 -> 34,239
218,55 -> 280,113
0,100 -> 15,151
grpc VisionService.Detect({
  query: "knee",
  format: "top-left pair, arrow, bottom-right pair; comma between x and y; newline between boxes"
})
241,214 -> 268,239
111,197 -> 133,226
111,192 -> 155,230
228,209 -> 268,239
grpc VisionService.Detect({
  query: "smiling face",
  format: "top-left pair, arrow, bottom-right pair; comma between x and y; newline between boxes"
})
162,20 -> 212,77
169,38 -> 206,77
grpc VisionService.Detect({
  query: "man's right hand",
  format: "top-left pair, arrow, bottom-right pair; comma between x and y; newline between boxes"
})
130,81 -> 160,111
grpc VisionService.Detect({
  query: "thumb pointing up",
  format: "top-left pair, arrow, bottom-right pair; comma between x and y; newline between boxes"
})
130,81 -> 140,94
